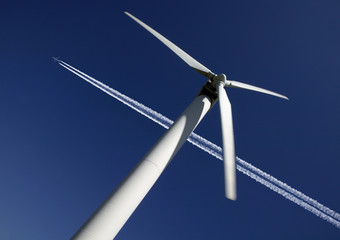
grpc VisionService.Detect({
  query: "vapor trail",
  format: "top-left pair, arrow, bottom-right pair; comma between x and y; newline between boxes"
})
58,60 -> 173,129
188,133 -> 340,222
56,60 -> 340,228
238,165 -> 340,228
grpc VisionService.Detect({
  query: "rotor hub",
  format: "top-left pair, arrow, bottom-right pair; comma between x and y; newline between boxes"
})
197,74 -> 228,107
212,74 -> 229,88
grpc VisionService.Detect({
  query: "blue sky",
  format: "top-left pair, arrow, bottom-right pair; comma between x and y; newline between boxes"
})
1,0 -> 339,239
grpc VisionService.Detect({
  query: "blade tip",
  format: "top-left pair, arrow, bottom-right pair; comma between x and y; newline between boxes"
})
225,189 -> 237,201
278,94 -> 289,100
226,195 -> 237,201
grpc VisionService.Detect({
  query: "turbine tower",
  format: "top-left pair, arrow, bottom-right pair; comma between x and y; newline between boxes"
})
71,12 -> 288,240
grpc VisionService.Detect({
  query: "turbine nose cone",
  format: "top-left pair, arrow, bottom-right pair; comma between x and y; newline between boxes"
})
213,74 -> 227,87
214,74 -> 227,82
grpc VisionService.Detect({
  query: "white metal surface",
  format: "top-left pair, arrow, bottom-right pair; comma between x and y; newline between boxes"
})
217,81 -> 237,200
125,12 -> 214,78
71,94 -> 212,240
70,11 -> 289,240
227,80 -> 289,100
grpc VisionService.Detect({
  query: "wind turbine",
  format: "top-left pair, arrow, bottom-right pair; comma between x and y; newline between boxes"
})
123,12 -> 288,200
71,12 -> 288,240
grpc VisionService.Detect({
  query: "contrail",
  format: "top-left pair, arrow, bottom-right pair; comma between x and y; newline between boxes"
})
238,165 -> 340,228
189,133 -> 340,222
58,61 -> 173,129
56,59 -> 340,228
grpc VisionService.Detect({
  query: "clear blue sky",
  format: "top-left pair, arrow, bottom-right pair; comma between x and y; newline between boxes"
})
1,0 -> 339,239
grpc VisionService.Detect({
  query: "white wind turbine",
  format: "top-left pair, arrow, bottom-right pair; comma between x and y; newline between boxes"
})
71,12 -> 288,240
123,12 -> 288,200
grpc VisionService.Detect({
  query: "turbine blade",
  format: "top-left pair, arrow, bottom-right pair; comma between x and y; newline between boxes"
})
217,82 -> 237,200
228,80 -> 289,100
125,12 -> 214,78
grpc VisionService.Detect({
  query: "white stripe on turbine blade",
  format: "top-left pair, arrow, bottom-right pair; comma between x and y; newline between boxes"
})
228,80 -> 289,100
56,60 -> 340,228
124,12 -> 214,78
217,82 -> 237,200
